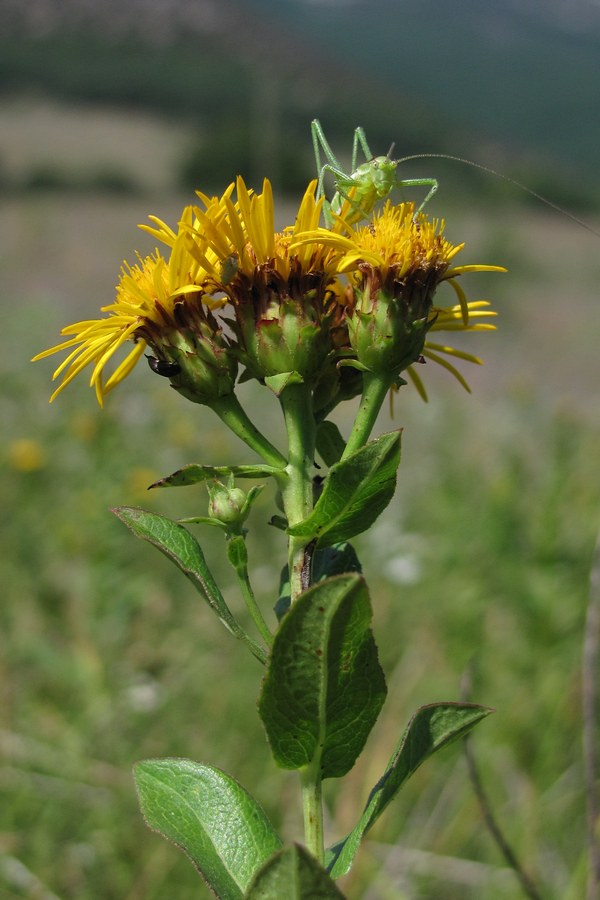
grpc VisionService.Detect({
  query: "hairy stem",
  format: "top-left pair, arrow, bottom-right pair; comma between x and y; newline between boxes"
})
278,382 -> 324,861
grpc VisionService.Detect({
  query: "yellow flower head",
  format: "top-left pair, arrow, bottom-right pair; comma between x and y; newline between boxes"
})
33,181 -> 503,407
292,200 -> 505,393
183,178 -> 351,381
32,204 -> 235,406
187,177 -> 345,292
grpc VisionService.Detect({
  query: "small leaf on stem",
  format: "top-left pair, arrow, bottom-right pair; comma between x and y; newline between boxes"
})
150,463 -> 281,489
287,431 -> 401,547
316,421 -> 347,467
113,507 -> 266,663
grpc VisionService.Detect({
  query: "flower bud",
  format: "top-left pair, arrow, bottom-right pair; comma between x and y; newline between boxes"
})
207,481 -> 249,526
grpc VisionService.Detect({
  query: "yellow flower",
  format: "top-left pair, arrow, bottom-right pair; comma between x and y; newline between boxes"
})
33,179 -> 356,402
7,438 -> 46,472
186,176 -> 345,286
32,202 -> 234,406
183,177 -> 351,381
292,201 -> 504,392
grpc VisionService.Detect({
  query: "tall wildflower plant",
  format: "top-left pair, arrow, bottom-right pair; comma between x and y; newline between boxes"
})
34,170 -> 505,895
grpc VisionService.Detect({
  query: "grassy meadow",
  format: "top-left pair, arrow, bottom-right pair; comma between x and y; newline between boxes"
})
1,99 -> 600,899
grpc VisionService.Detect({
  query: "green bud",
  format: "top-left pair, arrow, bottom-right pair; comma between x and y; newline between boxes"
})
207,481 -> 249,527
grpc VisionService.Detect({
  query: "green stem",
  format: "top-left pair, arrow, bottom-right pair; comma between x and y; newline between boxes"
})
241,581 -> 273,649
229,539 -> 274,648
300,763 -> 325,865
278,384 -> 324,859
342,370 -> 392,459
211,394 -> 287,469
278,382 -> 316,604
231,626 -> 268,665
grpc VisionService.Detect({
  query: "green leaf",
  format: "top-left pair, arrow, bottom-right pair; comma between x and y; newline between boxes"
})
287,431 -> 401,547
326,702 -> 493,878
246,844 -> 345,899
311,543 -> 362,582
150,463 -> 280,489
269,516 -> 288,532
315,421 -> 346,467
258,574 -> 386,778
113,507 -> 266,664
134,759 -> 282,899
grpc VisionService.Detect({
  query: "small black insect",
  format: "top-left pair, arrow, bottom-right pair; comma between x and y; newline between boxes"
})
146,355 -> 181,377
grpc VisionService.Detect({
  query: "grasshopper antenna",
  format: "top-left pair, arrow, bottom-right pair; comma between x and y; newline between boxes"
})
387,142 -> 396,159
398,152 -> 600,238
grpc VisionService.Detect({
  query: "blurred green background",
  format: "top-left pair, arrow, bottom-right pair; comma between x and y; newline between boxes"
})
1,1 -> 600,898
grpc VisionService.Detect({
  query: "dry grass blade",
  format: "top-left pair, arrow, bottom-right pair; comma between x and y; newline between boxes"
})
460,666 -> 543,900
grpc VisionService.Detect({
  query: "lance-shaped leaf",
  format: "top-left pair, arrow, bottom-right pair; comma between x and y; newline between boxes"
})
150,463 -> 281,489
258,574 -> 386,778
287,431 -> 401,548
113,507 -> 266,664
326,702 -> 493,878
246,844 -> 346,899
134,759 -> 282,900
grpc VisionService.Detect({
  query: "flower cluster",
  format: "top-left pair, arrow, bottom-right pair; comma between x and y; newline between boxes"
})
34,178 -> 504,407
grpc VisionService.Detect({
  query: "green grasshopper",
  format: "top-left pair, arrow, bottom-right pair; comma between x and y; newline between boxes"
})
312,118 -> 600,237
311,118 -> 438,226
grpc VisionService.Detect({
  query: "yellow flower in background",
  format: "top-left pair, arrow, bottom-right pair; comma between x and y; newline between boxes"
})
7,439 -> 46,472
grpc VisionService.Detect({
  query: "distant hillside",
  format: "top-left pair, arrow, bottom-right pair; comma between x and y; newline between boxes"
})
1,0 -> 599,207
248,0 -> 600,179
